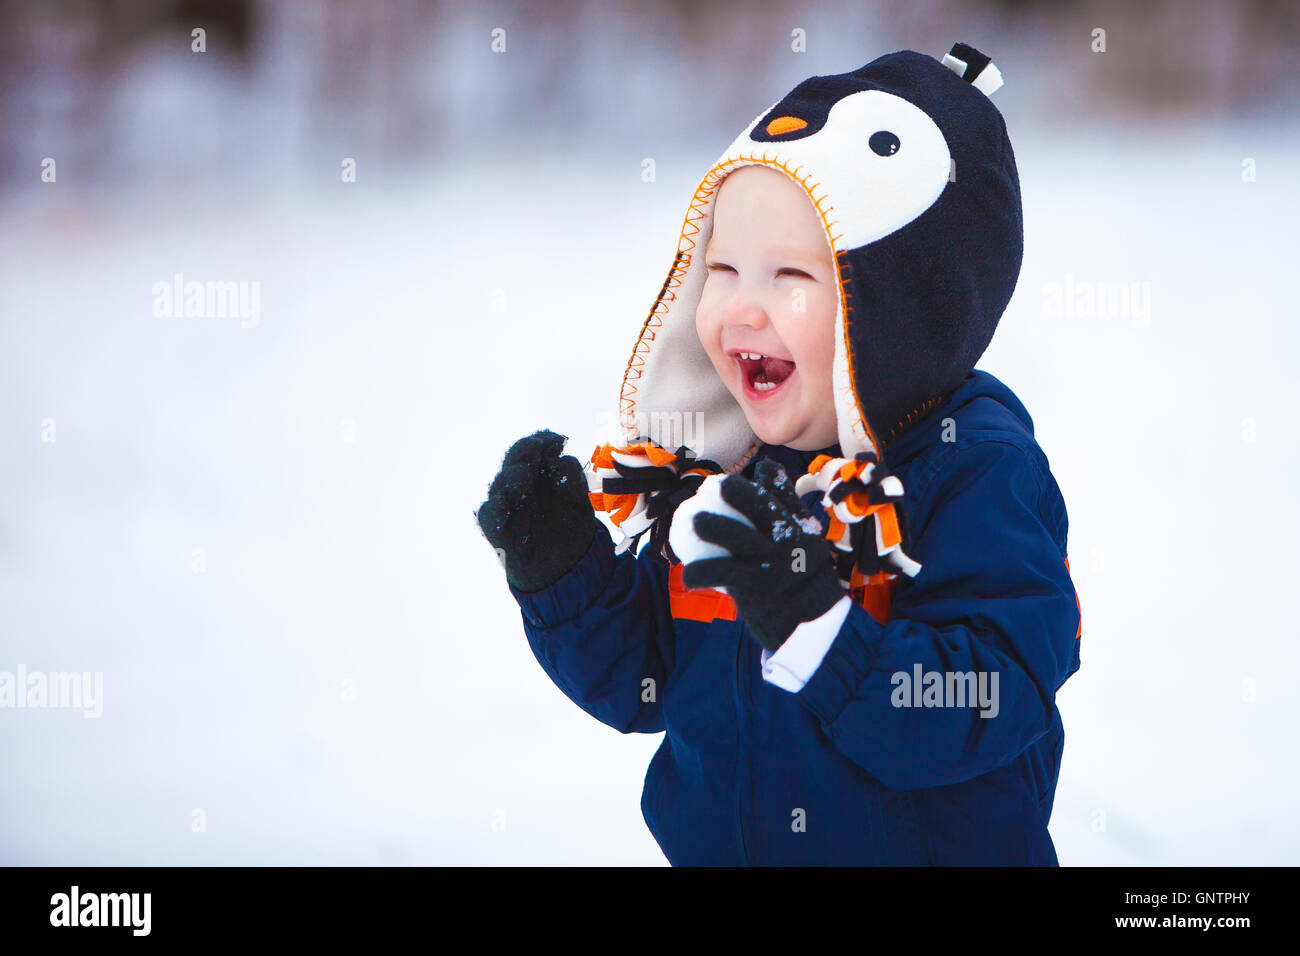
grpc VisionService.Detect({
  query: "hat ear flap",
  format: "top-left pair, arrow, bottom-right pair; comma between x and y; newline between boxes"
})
941,42 -> 1004,96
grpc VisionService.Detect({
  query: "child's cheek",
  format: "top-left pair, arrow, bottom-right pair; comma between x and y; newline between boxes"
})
814,293 -> 840,390
694,296 -> 721,364
789,289 -> 838,395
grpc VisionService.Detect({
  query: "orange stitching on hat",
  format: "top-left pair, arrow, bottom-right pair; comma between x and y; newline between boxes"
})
732,436 -> 762,474
617,151 -> 878,465
881,393 -> 946,445
618,250 -> 687,418
834,249 -> 879,456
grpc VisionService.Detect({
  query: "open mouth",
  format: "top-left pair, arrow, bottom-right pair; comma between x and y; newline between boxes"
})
729,350 -> 796,401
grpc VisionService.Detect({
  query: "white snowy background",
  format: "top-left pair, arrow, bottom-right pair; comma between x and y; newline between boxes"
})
2,1 -> 1297,865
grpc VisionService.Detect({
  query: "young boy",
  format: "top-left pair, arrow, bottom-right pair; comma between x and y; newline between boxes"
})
476,43 -> 1082,865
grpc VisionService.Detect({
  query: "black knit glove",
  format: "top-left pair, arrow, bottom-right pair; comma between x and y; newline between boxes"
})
682,460 -> 846,653
475,429 -> 600,594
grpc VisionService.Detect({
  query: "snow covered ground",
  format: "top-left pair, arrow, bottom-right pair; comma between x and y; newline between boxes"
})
1,115 -> 1297,865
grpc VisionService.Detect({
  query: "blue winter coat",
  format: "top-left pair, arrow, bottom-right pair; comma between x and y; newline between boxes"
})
508,369 -> 1082,865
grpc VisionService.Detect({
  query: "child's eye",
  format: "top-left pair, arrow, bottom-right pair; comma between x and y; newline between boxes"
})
704,262 -> 812,279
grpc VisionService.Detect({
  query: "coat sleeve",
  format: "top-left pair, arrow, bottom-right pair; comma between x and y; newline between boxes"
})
793,439 -> 1080,791
508,520 -> 676,735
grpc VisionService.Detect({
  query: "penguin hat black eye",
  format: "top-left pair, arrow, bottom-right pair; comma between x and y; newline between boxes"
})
868,130 -> 900,156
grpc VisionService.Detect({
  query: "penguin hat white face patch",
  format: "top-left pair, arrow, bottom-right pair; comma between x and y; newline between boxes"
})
734,89 -> 953,250
607,44 -> 1017,479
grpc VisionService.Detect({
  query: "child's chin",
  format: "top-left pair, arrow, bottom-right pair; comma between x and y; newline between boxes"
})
745,414 -> 789,447
726,381 -> 795,445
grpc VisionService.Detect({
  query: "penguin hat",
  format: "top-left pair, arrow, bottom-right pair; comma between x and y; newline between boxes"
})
586,43 -> 1022,578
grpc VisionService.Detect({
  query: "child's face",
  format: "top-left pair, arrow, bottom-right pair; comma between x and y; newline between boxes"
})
695,165 -> 840,451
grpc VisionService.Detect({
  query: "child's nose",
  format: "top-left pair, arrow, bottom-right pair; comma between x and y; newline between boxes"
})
721,291 -> 769,329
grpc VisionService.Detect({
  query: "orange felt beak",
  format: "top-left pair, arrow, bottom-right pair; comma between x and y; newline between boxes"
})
764,115 -> 807,136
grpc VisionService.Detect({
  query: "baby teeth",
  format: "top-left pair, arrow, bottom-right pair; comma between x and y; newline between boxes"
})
740,351 -> 764,360
753,381 -> 777,390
